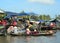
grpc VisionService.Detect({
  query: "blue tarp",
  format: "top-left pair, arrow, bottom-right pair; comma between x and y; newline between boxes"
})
18,13 -> 29,16
6,11 -> 18,16
38,20 -> 45,23
6,11 -> 29,16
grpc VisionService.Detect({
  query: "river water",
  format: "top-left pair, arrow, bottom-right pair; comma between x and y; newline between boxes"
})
0,30 -> 60,43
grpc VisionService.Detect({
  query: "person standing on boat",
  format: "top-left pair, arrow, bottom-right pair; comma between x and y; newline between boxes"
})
26,21 -> 37,34
37,22 -> 42,31
17,19 -> 25,30
7,19 -> 18,34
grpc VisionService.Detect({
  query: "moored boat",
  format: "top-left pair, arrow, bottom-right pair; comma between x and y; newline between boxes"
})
10,29 -> 55,36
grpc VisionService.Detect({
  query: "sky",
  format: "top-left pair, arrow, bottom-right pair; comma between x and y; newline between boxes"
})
0,0 -> 60,18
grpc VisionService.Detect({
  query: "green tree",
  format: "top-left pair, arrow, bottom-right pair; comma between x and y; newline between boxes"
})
30,15 -> 39,21
39,14 -> 51,20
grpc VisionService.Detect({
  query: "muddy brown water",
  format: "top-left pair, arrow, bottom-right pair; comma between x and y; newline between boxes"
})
0,30 -> 60,43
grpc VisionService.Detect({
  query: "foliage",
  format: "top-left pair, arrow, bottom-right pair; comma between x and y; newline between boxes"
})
17,14 -> 51,21
0,13 -> 7,19
39,15 -> 51,20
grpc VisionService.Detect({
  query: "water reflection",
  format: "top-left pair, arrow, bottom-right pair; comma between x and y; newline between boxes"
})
0,31 -> 60,43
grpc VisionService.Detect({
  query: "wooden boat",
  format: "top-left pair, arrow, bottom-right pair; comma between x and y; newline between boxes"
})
10,32 -> 54,36
10,30 -> 55,36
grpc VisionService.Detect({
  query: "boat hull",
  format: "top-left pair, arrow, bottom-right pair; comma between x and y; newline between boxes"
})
10,32 -> 54,36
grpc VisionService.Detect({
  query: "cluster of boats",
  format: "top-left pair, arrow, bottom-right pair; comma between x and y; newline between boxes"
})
0,22 -> 57,36
0,18 -> 59,36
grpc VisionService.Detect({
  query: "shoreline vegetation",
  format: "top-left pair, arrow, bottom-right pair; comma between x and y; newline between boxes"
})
0,10 -> 60,21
